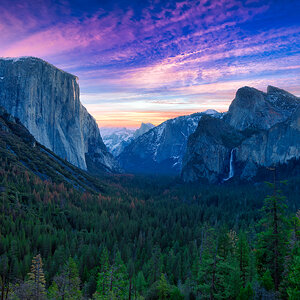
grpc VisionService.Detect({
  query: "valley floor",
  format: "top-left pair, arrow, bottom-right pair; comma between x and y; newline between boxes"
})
0,156 -> 300,299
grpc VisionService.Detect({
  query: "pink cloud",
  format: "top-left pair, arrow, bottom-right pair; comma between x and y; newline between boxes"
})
0,0 -> 271,64
1,0 -> 298,129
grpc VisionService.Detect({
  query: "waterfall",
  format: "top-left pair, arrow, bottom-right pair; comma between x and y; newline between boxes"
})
224,149 -> 235,181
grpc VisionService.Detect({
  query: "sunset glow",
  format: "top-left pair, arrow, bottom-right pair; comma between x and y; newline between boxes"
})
1,0 -> 299,127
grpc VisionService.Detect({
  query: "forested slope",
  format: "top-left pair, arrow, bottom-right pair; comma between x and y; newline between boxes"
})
0,107 -> 299,299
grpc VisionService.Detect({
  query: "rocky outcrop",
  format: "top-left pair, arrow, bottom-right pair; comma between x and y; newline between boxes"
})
133,123 -> 155,139
0,56 -> 118,172
182,86 -> 300,183
118,111 -> 222,174
225,86 -> 299,131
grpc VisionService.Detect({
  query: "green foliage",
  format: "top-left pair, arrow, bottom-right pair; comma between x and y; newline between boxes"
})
27,254 -> 46,299
95,248 -> 110,299
136,271 -> 147,294
0,144 -> 299,299
157,274 -> 168,300
94,250 -> 129,299
261,269 -> 274,291
48,257 -> 81,299
111,251 -> 129,298
256,182 -> 290,292
237,283 -> 253,300
287,255 -> 300,299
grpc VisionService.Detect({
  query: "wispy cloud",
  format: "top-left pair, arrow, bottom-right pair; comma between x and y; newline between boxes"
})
0,0 -> 299,127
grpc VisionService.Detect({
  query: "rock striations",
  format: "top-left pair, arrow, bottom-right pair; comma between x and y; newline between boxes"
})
0,105 -> 106,191
182,86 -> 300,183
0,57 -> 118,173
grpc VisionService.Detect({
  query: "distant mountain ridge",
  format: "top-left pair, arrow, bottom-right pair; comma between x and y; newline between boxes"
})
0,56 -> 119,173
1,57 -> 298,182
182,86 -> 300,183
101,123 -> 154,156
118,110 -> 222,174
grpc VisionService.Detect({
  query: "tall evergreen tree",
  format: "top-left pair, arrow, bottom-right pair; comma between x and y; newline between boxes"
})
27,254 -> 46,300
237,232 -> 250,288
48,257 -> 81,299
95,248 -> 110,299
136,271 -> 147,296
157,273 -> 169,300
256,181 -> 290,292
110,251 -> 129,299
148,246 -> 162,284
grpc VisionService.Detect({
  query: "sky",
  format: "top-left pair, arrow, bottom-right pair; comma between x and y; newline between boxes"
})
0,0 -> 299,128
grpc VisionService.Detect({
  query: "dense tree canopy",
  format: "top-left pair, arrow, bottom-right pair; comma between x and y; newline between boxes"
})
0,157 -> 299,299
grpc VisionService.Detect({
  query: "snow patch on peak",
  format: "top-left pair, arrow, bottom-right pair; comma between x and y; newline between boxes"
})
202,109 -> 219,115
101,123 -> 154,157
1,56 -> 35,62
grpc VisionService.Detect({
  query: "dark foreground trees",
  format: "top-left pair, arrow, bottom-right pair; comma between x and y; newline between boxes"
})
0,157 -> 299,299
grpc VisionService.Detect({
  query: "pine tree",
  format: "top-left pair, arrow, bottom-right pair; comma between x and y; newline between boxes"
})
196,242 -> 218,299
95,247 -> 110,299
27,254 -> 46,300
47,281 -> 59,299
136,271 -> 147,295
48,257 -> 81,299
157,273 -> 169,300
237,232 -> 250,288
111,251 -> 129,299
256,181 -> 290,292
148,245 -> 162,284
237,283 -> 253,300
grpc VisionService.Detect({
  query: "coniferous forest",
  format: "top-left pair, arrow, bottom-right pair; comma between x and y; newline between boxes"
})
1,0 -> 300,299
0,155 -> 299,299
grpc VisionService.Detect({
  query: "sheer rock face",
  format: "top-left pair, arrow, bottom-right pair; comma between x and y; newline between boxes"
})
182,116 -> 244,183
236,105 -> 300,180
182,86 -> 300,183
0,57 -> 118,172
118,112 -> 213,174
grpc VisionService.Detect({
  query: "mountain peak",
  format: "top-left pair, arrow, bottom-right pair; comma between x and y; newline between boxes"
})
226,86 -> 298,131
141,122 -> 154,126
0,56 -> 78,80
267,85 -> 299,100
267,85 -> 288,94
266,85 -> 299,112
202,109 -> 219,115
235,86 -> 266,101
134,122 -> 155,138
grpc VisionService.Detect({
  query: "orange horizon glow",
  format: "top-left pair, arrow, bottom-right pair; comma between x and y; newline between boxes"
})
2,0 -> 299,130
93,109 -> 228,128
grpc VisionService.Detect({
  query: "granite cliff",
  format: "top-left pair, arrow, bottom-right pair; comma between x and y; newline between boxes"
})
182,86 -> 300,183
0,57 -> 118,173
225,86 -> 299,131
